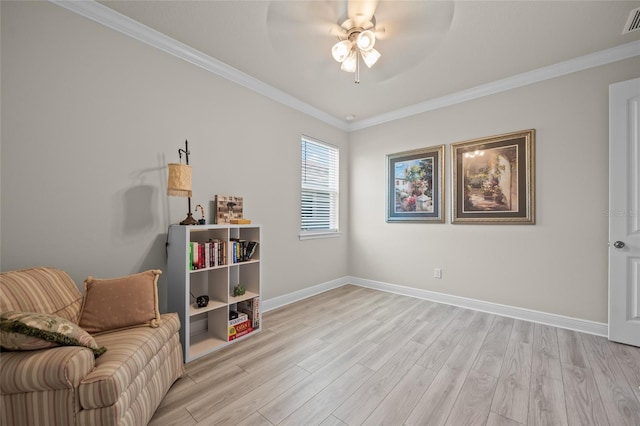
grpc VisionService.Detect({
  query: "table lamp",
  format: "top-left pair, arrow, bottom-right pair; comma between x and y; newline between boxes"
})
167,140 -> 198,225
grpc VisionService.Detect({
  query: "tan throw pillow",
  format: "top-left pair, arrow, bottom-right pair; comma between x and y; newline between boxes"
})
79,270 -> 162,334
0,311 -> 106,357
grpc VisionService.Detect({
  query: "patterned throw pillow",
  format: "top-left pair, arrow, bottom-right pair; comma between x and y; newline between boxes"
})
0,311 -> 107,357
79,269 -> 162,334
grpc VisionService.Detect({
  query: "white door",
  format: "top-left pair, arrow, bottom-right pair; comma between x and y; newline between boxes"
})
609,76 -> 640,347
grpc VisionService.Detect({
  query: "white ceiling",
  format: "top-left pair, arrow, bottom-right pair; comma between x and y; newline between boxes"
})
94,0 -> 640,127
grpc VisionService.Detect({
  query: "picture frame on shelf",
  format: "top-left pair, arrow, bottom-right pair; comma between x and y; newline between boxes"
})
386,144 -> 445,223
214,195 -> 243,224
451,129 -> 535,224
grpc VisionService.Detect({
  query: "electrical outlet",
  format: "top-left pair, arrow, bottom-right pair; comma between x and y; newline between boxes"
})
434,268 -> 442,279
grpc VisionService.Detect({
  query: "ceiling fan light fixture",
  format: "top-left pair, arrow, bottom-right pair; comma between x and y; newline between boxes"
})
361,48 -> 381,68
331,40 -> 353,63
356,30 -> 376,51
341,50 -> 358,72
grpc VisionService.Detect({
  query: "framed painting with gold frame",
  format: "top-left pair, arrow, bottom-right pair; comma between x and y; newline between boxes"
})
386,145 -> 445,223
452,129 -> 535,224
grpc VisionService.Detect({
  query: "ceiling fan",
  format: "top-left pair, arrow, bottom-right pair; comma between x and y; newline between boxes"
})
266,0 -> 455,84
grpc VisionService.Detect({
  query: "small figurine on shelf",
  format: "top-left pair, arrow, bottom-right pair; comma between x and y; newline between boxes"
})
195,204 -> 206,225
233,283 -> 245,297
191,292 -> 209,308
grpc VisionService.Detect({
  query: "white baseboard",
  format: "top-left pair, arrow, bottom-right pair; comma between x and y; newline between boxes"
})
262,275 -> 608,337
261,276 -> 351,313
348,276 -> 608,337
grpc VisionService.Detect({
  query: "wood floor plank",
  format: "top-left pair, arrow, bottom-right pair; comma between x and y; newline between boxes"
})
258,339 -> 378,425
361,364 -> 436,426
528,374 -> 569,426
404,342 -> 482,426
606,339 -> 640,403
358,319 -> 425,371
415,310 -> 476,371
511,319 -> 534,344
195,366 -> 309,425
473,316 -> 514,378
420,302 -> 463,330
279,364 -> 374,426
238,336 -> 327,373
234,412 -> 274,426
486,412 -> 526,426
184,363 -> 305,421
148,407 -> 197,426
458,311 -> 495,350
580,334 -> 640,426
333,340 -> 427,425
319,415 -> 349,426
297,318 -> 382,373
491,340 -> 532,424
557,328 -> 589,369
561,364 -> 609,426
444,368 -> 497,426
531,324 -> 563,380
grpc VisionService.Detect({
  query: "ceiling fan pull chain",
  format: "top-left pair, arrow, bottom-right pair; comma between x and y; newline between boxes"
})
355,50 -> 361,84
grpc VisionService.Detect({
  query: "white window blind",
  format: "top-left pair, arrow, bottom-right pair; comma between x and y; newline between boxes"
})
300,136 -> 339,238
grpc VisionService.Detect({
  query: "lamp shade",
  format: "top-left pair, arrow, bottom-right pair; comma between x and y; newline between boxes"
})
341,50 -> 358,72
356,30 -> 375,51
361,48 -> 381,68
167,163 -> 192,197
331,40 -> 352,63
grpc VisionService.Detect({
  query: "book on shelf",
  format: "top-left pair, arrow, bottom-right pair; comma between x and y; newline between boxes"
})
229,239 -> 259,263
229,327 -> 254,341
228,313 -> 248,327
237,297 -> 260,329
246,241 -> 259,259
189,240 -> 227,270
228,320 -> 252,340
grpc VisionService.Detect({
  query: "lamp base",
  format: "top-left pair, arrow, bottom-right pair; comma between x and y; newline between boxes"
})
179,213 -> 198,226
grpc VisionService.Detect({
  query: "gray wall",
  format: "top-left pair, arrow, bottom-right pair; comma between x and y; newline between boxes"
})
0,1 -> 350,312
2,1 -> 638,325
348,57 -> 640,324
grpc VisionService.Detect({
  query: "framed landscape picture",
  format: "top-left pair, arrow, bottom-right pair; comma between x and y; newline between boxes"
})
386,145 -> 445,223
451,129 -> 535,224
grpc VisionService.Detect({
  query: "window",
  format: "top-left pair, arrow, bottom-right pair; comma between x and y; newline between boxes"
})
300,136 -> 339,239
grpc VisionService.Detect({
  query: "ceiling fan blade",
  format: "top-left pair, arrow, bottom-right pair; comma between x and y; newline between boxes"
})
329,23 -> 348,38
374,0 -> 454,40
365,1 -> 456,82
348,0 -> 379,28
267,1 -> 344,38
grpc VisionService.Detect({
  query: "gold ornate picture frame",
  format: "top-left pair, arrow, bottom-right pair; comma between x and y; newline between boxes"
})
452,129 -> 535,224
386,144 -> 445,223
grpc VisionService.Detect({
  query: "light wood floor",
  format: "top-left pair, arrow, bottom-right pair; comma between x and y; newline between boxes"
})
149,285 -> 640,426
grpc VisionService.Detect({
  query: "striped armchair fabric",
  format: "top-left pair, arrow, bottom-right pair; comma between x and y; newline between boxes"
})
0,267 -> 184,426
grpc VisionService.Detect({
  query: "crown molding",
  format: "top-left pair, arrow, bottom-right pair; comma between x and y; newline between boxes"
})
348,40 -> 640,131
51,1 -> 639,133
50,0 -> 350,131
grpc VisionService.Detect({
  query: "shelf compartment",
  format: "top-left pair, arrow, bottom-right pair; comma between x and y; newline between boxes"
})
229,259 -> 260,266
190,267 -> 228,306
190,264 -> 227,273
229,261 -> 260,297
189,300 -> 226,317
190,330 -> 227,359
228,290 -> 259,305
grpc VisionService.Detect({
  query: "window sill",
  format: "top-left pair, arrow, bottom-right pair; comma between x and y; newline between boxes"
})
299,231 -> 341,241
